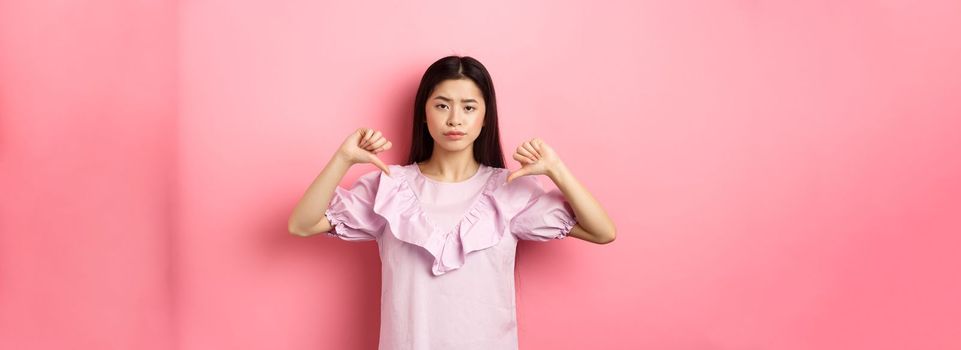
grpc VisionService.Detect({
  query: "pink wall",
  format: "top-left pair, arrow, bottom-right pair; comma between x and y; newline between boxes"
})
2,0 -> 960,349
0,0 -> 179,349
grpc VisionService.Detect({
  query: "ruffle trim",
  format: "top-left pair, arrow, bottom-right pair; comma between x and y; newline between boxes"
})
554,193 -> 578,239
372,165 -> 509,276
555,215 -> 578,240
324,207 -> 345,238
324,203 -> 360,240
323,185 -> 378,241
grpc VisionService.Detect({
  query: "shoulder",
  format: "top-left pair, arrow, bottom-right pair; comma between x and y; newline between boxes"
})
502,172 -> 542,192
358,164 -> 415,181
350,164 -> 421,195
489,171 -> 543,205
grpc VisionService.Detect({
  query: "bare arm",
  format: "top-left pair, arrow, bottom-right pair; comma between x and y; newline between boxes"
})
547,162 -> 616,244
287,153 -> 353,236
287,128 -> 392,237
506,137 -> 616,244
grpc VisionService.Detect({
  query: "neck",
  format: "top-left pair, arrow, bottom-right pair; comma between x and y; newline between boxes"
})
418,146 -> 480,182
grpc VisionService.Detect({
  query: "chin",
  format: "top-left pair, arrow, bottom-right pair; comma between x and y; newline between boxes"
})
435,144 -> 472,153
433,138 -> 477,153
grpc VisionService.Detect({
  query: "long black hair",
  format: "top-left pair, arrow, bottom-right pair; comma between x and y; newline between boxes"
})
406,56 -> 506,169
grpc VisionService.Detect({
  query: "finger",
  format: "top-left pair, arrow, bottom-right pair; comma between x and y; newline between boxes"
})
367,137 -> 388,151
516,147 -> 537,162
522,142 -> 540,159
514,153 -> 537,164
374,141 -> 393,153
530,138 -> 545,151
363,135 -> 382,150
513,152 -> 535,164
360,130 -> 372,147
381,141 -> 392,151
506,167 -> 530,184
360,128 -> 374,147
368,154 -> 390,176
357,128 -> 370,146
365,131 -> 382,147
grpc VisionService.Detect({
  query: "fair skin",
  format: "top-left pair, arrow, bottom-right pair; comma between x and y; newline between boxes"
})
417,79 -> 487,183
288,79 -> 616,244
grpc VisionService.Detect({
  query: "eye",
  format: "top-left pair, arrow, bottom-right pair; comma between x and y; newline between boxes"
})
435,103 -> 449,110
465,105 -> 476,112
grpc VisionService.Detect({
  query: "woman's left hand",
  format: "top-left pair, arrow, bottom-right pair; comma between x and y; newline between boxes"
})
506,138 -> 565,184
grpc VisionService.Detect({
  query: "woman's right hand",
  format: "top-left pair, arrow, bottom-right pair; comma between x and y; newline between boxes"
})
336,127 -> 393,175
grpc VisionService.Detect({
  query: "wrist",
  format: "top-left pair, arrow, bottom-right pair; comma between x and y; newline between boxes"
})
546,161 -> 569,181
332,151 -> 354,167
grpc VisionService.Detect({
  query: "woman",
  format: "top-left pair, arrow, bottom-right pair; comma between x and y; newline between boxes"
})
288,55 -> 616,349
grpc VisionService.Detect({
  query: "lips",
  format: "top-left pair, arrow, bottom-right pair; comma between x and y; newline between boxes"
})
444,131 -> 466,140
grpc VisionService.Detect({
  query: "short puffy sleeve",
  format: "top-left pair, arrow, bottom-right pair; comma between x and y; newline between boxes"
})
323,170 -> 387,241
509,176 -> 578,241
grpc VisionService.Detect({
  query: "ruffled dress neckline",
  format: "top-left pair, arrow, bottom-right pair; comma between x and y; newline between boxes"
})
413,162 -> 486,184
373,163 -> 510,276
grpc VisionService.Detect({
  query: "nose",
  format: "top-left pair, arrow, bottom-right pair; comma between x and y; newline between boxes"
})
446,113 -> 463,127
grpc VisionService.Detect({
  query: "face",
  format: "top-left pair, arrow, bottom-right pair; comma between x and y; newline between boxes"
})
424,78 -> 486,152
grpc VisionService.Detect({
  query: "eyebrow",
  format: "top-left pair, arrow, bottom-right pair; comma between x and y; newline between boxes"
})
433,96 -> 479,104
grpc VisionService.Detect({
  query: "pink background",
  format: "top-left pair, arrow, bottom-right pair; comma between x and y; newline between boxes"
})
2,0 -> 960,349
